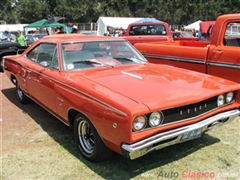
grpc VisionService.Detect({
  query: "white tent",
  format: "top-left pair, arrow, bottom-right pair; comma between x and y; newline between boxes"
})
184,20 -> 202,31
97,17 -> 143,36
0,24 -> 29,32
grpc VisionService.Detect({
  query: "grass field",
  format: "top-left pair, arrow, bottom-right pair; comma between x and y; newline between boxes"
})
1,74 -> 240,180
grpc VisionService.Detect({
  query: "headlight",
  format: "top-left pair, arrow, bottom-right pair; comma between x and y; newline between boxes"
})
149,111 -> 164,127
133,115 -> 147,131
226,92 -> 234,103
217,94 -> 225,107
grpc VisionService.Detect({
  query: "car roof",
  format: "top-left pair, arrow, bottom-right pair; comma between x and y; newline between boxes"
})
41,34 -> 123,43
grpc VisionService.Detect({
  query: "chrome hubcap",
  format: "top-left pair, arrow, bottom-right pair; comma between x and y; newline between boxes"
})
78,120 -> 94,154
17,85 -> 23,100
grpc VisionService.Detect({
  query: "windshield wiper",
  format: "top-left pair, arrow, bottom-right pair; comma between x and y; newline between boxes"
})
73,59 -> 114,67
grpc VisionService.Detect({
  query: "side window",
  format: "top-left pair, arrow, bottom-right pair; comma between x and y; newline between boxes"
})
223,22 -> 240,47
27,43 -> 58,69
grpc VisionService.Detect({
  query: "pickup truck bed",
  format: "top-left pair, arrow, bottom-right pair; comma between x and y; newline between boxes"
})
136,41 -> 211,73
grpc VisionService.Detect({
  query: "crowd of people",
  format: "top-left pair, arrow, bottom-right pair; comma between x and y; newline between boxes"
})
0,27 -> 27,46
0,24 -> 80,46
104,27 -> 125,37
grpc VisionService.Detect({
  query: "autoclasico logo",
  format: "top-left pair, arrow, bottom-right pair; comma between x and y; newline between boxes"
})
157,170 -> 215,178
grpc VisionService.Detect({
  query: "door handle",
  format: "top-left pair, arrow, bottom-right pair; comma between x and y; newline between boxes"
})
213,50 -> 223,54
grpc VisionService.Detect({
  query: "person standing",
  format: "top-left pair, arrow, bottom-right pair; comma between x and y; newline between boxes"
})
57,26 -> 66,34
0,27 -> 14,41
71,25 -> 78,33
15,30 -> 26,46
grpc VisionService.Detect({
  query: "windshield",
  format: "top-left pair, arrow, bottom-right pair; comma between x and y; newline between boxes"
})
61,41 -> 147,71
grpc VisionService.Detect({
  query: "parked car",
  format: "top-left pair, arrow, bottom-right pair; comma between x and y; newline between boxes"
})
0,41 -> 28,72
2,34 -> 240,162
79,31 -> 96,36
25,34 -> 46,45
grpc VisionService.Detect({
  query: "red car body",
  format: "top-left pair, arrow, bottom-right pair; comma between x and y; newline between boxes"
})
3,34 -> 240,162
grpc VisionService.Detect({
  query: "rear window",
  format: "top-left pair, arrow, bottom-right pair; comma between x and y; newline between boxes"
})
129,24 -> 167,36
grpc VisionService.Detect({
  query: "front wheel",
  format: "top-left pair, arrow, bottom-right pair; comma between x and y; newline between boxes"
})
16,81 -> 31,104
74,114 -> 113,162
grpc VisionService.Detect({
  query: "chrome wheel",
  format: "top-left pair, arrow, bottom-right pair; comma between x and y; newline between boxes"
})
17,83 -> 23,100
16,81 -> 31,104
78,120 -> 95,154
74,114 -> 113,162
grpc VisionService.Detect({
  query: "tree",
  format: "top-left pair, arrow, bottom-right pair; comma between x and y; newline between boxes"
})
1,0 -> 240,25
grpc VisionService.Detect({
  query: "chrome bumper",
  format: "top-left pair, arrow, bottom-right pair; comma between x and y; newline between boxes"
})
121,109 -> 240,160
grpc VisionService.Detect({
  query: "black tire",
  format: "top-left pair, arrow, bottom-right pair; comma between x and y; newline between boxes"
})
74,114 -> 113,162
16,81 -> 31,104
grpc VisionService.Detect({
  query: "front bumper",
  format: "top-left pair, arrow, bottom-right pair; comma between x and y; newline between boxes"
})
121,109 -> 240,160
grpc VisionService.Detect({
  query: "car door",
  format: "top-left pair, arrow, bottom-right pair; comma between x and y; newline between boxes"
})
207,21 -> 240,84
25,43 -> 59,112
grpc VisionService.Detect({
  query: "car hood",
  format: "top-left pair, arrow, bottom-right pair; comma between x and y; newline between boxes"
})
68,64 -> 234,110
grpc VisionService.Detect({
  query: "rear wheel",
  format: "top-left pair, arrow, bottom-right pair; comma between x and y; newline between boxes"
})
16,81 -> 31,104
74,113 -> 113,162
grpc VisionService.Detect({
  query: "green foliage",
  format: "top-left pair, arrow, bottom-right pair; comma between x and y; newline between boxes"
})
0,0 -> 240,24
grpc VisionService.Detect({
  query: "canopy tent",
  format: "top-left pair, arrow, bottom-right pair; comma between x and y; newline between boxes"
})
40,22 -> 67,28
97,17 -> 143,36
184,20 -> 202,31
23,22 -> 69,34
23,19 -> 47,28
23,19 -> 47,34
135,18 -> 161,23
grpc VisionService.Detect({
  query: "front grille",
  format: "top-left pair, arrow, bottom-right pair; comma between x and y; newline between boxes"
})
161,96 -> 217,125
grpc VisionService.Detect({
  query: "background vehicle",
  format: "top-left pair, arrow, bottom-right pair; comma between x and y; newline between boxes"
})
79,31 -> 96,36
0,41 -> 28,72
25,34 -> 47,45
134,13 -> 240,84
119,21 -> 173,45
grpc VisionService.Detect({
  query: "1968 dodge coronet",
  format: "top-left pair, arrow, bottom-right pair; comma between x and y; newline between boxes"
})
2,34 -> 240,162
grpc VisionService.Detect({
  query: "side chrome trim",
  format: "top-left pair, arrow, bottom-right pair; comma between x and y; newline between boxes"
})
144,54 -> 205,65
207,62 -> 240,70
144,54 -> 240,70
121,109 -> 240,160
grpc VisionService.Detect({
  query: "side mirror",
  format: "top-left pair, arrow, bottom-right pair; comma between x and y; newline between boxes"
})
39,61 -> 48,67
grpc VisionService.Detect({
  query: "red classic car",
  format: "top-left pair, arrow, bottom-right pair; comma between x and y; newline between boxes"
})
2,34 -> 240,162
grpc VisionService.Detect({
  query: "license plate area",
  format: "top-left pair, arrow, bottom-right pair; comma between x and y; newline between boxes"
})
181,128 -> 202,142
